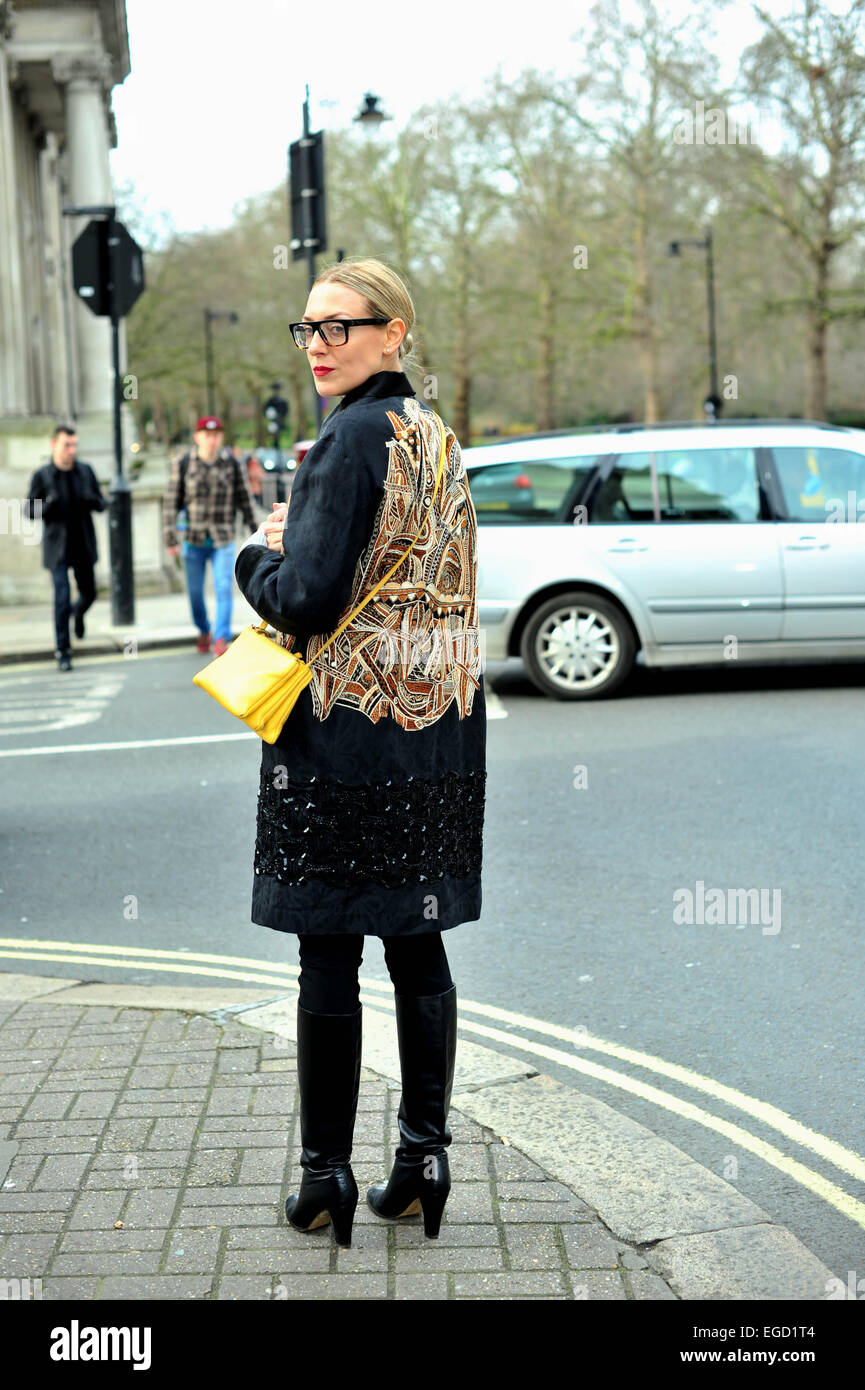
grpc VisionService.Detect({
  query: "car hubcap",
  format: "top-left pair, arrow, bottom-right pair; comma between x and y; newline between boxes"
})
536,606 -> 619,691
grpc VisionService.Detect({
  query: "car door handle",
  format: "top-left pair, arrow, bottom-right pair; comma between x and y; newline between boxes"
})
784,536 -> 830,550
607,540 -> 649,551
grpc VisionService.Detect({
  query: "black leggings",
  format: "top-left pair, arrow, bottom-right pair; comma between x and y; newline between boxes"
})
297,932 -> 453,1013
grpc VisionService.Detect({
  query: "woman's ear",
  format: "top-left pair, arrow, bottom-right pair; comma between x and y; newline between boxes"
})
385,319 -> 406,355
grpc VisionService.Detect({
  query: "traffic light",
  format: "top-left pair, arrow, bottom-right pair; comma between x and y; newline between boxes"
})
264,385 -> 289,437
289,131 -> 327,262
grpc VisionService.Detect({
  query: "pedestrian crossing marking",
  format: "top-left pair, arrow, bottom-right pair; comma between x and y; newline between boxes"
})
0,670 -> 126,737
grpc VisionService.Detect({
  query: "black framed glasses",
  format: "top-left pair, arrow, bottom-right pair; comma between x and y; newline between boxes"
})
289,318 -> 391,349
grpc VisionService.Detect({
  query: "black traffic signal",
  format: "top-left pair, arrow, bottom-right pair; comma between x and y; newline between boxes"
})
289,130 -> 327,263
264,387 -> 289,437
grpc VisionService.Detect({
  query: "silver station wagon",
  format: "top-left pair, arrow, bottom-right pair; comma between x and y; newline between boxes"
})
463,420 -> 865,698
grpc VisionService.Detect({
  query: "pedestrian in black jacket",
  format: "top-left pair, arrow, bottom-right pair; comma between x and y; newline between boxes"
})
234,257 -> 486,1247
23,424 -> 107,671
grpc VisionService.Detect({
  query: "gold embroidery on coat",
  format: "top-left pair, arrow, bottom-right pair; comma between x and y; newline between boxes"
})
278,397 -> 481,729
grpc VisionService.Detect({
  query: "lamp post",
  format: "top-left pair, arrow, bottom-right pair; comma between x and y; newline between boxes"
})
669,226 -> 721,420
203,308 -> 238,417
353,92 -> 392,128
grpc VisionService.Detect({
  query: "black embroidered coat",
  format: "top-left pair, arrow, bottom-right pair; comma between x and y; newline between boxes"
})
233,369 -> 486,937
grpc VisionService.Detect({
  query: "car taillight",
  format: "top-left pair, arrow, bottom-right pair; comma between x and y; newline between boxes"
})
513,473 -> 532,489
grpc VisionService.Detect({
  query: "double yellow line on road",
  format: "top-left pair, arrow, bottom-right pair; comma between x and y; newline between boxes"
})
2,936 -> 864,1232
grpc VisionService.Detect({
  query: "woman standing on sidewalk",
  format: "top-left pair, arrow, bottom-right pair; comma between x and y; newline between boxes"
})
234,257 -> 486,1248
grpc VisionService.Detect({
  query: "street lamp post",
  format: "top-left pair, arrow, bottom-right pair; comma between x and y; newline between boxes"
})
203,308 -> 238,417
354,92 -> 392,128
669,226 -> 721,420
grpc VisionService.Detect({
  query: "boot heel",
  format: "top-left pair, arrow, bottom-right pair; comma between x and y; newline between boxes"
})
416,1152 -> 450,1238
330,1193 -> 359,1247
419,1187 -> 447,1239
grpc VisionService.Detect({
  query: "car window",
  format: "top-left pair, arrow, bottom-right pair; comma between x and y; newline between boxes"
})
592,448 -> 760,522
771,446 -> 865,522
467,457 -> 599,523
592,454 -> 656,521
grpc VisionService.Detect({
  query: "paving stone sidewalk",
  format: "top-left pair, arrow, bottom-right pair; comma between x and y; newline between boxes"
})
0,997 -> 677,1301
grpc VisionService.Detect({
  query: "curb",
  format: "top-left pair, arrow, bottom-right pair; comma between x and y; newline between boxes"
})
0,630 -> 215,666
0,970 -> 837,1300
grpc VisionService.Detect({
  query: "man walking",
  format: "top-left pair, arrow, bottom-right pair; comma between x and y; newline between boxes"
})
23,424 -> 107,672
163,416 -> 260,656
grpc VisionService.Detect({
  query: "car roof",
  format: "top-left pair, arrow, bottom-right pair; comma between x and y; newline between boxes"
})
462,420 -> 865,466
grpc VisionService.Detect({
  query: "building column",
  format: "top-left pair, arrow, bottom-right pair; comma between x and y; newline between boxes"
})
51,51 -> 114,428
0,10 -> 29,415
39,131 -> 73,419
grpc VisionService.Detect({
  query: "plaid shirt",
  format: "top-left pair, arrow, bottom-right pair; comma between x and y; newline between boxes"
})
162,445 -> 260,548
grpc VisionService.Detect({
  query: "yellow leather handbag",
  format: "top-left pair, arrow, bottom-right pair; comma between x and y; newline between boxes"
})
192,412 -> 447,743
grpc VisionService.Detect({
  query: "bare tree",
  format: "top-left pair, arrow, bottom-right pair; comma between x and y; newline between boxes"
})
550,0 -> 724,421
738,0 -> 865,418
478,68 -> 596,430
411,99 -> 509,441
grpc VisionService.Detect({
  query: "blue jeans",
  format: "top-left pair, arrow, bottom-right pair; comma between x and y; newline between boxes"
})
51,553 -> 97,655
183,540 -> 235,644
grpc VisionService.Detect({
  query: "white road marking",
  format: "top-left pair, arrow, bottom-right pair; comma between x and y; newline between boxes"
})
0,671 -> 127,737
0,731 -> 258,757
485,686 -> 508,719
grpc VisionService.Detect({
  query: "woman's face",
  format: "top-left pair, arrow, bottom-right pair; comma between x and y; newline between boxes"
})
302,284 -> 406,398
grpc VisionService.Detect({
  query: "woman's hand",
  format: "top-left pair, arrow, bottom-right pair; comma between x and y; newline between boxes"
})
263,500 -> 289,553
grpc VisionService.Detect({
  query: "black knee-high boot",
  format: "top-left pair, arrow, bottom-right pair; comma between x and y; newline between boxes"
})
366,983 -> 457,1239
284,1001 -> 362,1247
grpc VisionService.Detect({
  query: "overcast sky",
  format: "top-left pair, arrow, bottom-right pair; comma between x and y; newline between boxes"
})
109,0 -> 808,236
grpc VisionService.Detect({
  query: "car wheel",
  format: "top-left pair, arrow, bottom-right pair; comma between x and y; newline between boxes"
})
519,591 -> 636,699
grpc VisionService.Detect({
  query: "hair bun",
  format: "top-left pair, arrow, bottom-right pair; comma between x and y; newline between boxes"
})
401,331 -> 413,357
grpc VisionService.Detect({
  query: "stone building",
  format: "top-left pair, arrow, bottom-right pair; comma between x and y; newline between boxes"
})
0,0 -> 145,603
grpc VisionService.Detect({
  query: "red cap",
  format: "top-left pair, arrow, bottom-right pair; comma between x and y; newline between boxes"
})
195,416 -> 223,433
